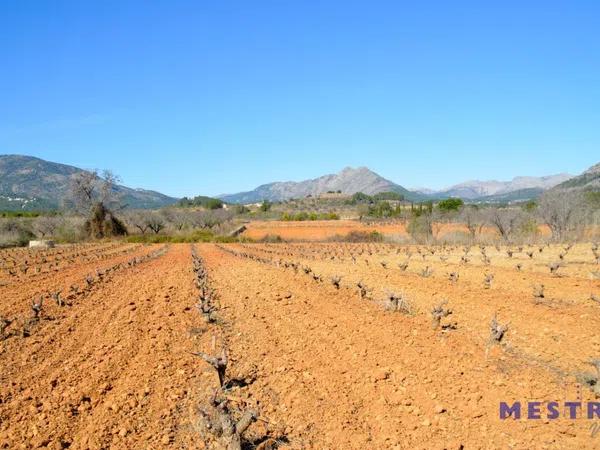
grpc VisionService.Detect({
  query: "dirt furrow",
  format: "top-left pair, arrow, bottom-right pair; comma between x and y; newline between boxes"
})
231,244 -> 600,375
0,244 -> 205,449
0,244 -> 159,318
199,244 -> 597,449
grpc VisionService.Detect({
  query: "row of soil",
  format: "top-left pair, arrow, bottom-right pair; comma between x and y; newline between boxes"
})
231,243 -> 600,375
198,243 -> 598,449
0,245 -> 206,449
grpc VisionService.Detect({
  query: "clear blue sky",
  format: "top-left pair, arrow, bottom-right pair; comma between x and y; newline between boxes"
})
1,1 -> 598,197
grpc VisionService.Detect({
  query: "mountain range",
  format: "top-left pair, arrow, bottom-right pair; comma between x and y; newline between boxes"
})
219,167 -> 427,203
0,154 -> 597,210
0,155 -> 177,210
415,174 -> 573,201
219,167 -> 577,204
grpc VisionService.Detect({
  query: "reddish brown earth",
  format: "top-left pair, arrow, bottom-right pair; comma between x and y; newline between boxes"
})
199,243 -> 600,449
1,242 -> 599,449
241,220 -> 554,241
0,244 -> 206,449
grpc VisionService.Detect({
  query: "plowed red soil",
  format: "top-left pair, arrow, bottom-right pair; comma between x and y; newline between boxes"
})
199,243 -> 600,449
241,220 -> 553,241
1,242 -> 599,449
0,244 -> 205,449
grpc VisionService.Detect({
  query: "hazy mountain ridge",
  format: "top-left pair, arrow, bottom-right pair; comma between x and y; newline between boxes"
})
0,155 -> 178,210
471,187 -> 546,203
220,167 -> 579,204
1,155 -> 595,209
418,174 -> 573,199
219,167 -> 426,203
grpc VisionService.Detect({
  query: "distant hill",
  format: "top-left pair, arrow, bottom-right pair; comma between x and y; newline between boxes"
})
5,155 -> 589,210
471,187 -> 546,203
219,166 -> 576,204
425,174 -> 573,200
219,167 -> 427,203
553,162 -> 600,191
0,155 -> 178,210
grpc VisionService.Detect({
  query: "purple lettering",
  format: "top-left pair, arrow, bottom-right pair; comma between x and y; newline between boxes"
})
564,402 -> 581,419
547,402 -> 559,419
500,402 -> 521,419
528,402 -> 542,419
587,402 -> 600,419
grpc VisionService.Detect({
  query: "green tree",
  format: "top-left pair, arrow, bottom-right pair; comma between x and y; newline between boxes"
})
369,201 -> 393,217
437,198 -> 464,212
349,192 -> 374,204
522,200 -> 537,212
260,200 -> 272,212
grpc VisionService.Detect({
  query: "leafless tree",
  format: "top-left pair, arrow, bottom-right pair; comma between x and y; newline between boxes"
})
33,216 -> 63,239
161,208 -> 189,231
145,212 -> 166,234
485,207 -> 522,243
69,170 -> 127,238
406,212 -> 436,243
124,211 -> 150,234
70,170 -> 123,213
192,210 -> 233,230
460,206 -> 485,241
537,190 -> 587,242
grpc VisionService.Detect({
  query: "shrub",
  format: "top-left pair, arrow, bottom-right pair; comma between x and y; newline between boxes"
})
437,198 -> 464,212
369,201 -> 394,218
84,203 -> 128,239
259,200 -> 272,212
347,192 -> 374,205
177,196 -> 223,209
